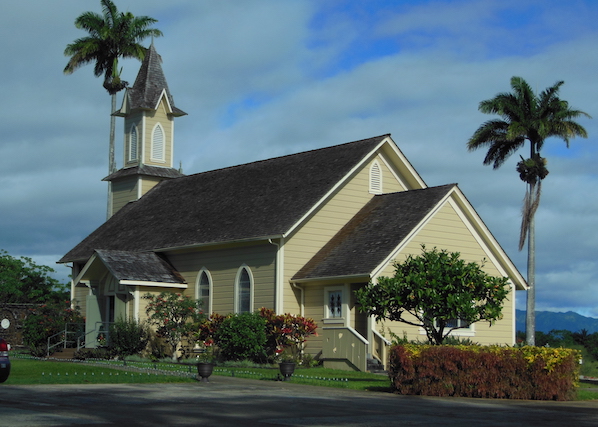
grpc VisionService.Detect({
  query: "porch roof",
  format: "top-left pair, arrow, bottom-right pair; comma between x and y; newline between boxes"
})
93,249 -> 186,284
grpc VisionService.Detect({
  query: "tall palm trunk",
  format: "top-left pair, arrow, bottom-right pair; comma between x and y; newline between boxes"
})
525,188 -> 536,345
106,93 -> 117,219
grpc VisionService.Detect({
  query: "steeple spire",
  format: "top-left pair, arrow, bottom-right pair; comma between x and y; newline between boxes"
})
106,44 -> 186,217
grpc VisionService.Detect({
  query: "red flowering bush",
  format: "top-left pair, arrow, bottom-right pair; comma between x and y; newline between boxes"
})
259,308 -> 317,362
144,292 -> 205,361
22,300 -> 85,357
196,308 -> 317,363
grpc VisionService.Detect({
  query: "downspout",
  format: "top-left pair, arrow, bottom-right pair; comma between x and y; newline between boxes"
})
291,282 -> 305,317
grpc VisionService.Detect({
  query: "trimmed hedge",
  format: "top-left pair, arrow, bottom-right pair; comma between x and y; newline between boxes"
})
389,344 -> 580,400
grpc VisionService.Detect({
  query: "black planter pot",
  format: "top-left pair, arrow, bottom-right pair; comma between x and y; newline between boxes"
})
278,362 -> 296,381
197,362 -> 214,382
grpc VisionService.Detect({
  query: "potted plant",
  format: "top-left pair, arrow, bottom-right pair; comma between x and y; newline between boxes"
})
276,346 -> 297,381
196,338 -> 215,382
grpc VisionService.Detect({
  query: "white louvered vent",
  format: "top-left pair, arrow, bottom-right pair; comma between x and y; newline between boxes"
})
152,124 -> 165,161
129,126 -> 138,161
370,162 -> 382,194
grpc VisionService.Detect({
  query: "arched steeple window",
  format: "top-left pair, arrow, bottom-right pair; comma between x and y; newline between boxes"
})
151,123 -> 165,161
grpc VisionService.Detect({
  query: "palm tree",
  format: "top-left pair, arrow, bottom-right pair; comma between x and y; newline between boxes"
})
64,0 -> 162,217
467,76 -> 590,345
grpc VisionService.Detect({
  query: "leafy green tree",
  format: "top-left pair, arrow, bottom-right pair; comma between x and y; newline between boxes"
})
467,76 -> 590,345
0,249 -> 69,304
355,246 -> 510,345
63,0 -> 162,216
144,292 -> 205,361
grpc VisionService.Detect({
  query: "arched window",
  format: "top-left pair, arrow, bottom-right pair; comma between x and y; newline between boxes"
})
195,268 -> 212,314
128,125 -> 138,162
151,124 -> 165,161
235,266 -> 253,313
369,161 -> 382,194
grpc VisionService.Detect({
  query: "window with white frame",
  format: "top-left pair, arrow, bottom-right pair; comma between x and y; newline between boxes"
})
235,266 -> 253,313
151,123 -> 165,161
196,268 -> 212,314
422,318 -> 474,337
445,318 -> 471,329
324,286 -> 346,321
128,125 -> 138,162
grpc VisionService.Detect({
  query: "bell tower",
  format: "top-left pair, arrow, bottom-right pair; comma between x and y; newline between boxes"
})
105,43 -> 187,217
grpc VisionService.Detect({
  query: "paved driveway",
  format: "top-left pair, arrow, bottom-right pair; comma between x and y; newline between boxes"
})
1,375 -> 597,426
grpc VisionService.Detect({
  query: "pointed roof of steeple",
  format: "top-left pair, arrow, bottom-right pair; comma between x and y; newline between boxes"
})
115,43 -> 186,117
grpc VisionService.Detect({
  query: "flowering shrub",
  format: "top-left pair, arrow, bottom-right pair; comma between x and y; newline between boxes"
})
196,313 -> 227,362
144,292 -> 205,361
22,300 -> 85,357
196,308 -> 317,363
390,344 -> 580,400
258,308 -> 317,362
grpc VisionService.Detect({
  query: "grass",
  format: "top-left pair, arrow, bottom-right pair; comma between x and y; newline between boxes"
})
5,354 -> 597,401
4,357 -> 195,385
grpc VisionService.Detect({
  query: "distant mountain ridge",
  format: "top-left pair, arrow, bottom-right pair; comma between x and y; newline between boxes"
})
516,310 -> 598,334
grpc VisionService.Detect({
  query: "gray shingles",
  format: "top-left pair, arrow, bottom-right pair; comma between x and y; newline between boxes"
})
103,164 -> 184,181
95,250 -> 186,284
125,43 -> 186,116
60,134 -> 388,262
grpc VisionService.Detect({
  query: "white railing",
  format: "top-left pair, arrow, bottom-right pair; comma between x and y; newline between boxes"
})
371,329 -> 391,369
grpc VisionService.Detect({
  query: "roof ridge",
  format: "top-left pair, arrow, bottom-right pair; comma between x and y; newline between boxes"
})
182,134 -> 391,179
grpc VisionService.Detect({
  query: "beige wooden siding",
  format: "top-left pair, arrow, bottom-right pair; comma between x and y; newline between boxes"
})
375,200 -> 515,345
73,286 -> 88,317
112,177 -> 138,215
141,176 -> 163,196
284,154 -> 407,312
136,288 -> 165,323
301,283 -> 326,356
168,243 -> 277,315
143,99 -> 173,167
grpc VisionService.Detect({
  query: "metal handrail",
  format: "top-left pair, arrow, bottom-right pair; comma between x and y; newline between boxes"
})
76,321 -> 112,350
46,323 -> 86,357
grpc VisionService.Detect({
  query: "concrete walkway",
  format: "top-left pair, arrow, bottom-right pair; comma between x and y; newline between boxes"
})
1,375 -> 597,426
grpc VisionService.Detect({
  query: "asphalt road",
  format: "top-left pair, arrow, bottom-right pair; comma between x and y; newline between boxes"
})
1,375 -> 597,426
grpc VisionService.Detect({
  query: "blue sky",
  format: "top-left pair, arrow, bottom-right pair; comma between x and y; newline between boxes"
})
0,0 -> 597,317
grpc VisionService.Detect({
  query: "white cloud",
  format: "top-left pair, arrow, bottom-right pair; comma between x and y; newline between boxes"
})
1,0 -> 597,318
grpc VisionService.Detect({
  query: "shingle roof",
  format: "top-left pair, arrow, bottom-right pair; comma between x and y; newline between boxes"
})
122,43 -> 186,117
60,134 -> 389,263
103,164 -> 184,182
95,249 -> 186,284
292,184 -> 455,281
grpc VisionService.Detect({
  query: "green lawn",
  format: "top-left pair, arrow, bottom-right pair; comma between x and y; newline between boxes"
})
4,357 -> 195,385
5,355 -> 596,401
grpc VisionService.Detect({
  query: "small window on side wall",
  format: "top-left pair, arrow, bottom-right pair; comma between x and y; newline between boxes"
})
196,269 -> 212,314
324,286 -> 346,323
235,266 -> 253,313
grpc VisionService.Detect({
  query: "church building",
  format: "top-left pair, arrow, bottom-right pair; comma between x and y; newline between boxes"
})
60,44 -> 526,371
